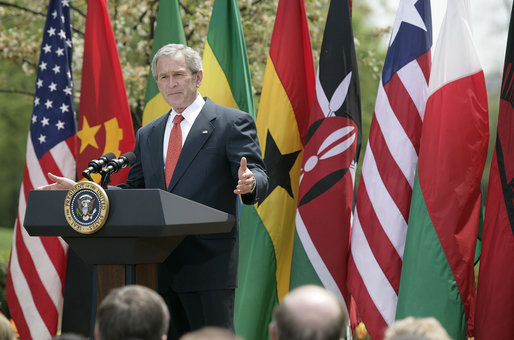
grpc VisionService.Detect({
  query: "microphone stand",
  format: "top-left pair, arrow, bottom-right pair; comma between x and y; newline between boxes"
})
82,172 -> 94,182
100,171 -> 111,190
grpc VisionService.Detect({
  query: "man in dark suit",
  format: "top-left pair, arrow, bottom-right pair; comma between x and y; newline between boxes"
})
43,44 -> 268,339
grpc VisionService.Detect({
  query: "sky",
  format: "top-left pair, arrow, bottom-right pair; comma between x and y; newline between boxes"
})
369,0 -> 513,79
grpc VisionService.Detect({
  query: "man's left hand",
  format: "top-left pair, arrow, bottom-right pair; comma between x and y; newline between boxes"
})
234,157 -> 255,195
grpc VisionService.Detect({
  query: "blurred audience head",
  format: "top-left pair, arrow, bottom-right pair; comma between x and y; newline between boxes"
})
95,284 -> 170,340
384,317 -> 452,340
179,326 -> 241,340
0,313 -> 15,340
269,285 -> 347,340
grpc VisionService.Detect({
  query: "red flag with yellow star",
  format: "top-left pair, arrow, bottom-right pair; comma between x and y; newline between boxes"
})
76,0 -> 135,184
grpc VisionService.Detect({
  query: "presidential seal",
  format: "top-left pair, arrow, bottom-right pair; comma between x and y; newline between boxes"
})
64,181 -> 109,234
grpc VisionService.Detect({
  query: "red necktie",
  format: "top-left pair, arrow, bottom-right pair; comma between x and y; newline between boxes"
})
165,114 -> 184,187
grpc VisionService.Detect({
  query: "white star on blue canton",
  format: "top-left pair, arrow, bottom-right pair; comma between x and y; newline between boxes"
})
390,0 -> 427,46
38,134 -> 46,144
60,103 -> 69,113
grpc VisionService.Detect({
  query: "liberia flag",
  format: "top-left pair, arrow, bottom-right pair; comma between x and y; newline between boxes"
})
347,0 -> 432,338
6,0 -> 76,338
396,0 -> 489,338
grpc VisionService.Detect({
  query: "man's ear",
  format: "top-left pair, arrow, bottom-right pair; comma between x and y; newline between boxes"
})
269,322 -> 278,340
196,69 -> 203,88
94,322 -> 100,340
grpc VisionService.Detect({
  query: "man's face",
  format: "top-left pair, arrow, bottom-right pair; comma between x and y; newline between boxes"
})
156,53 -> 202,113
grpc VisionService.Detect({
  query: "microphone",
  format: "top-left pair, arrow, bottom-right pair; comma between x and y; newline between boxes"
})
101,152 -> 136,175
82,152 -> 116,178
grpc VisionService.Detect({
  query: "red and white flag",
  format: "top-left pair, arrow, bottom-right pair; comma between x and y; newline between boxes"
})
6,0 -> 77,338
347,0 -> 432,338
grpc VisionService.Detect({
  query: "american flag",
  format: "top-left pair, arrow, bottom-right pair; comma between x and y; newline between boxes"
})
347,0 -> 432,338
6,0 -> 76,338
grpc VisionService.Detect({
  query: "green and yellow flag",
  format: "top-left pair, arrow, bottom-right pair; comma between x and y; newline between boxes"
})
199,0 -> 254,116
234,0 -> 315,339
142,0 -> 186,126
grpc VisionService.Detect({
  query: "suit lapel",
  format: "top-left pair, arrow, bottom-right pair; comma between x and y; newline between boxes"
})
147,113 -> 169,189
168,101 -> 216,191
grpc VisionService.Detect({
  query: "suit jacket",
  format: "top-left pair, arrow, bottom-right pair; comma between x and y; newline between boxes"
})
120,98 -> 268,292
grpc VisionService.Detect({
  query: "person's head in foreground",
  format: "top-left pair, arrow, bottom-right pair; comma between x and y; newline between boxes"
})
0,313 -> 15,340
95,285 -> 170,340
179,326 -> 241,340
269,285 -> 347,340
384,316 -> 452,340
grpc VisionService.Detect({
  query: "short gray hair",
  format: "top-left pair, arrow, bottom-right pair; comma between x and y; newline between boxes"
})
151,43 -> 203,80
97,285 -> 170,340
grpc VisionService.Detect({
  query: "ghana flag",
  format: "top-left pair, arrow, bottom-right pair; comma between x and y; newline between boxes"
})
234,0 -> 315,339
142,0 -> 186,126
199,0 -> 255,116
395,0 -> 489,339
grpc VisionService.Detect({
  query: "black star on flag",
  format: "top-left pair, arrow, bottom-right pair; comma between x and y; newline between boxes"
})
262,130 -> 300,201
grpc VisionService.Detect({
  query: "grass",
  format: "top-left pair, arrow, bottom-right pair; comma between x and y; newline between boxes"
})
0,227 -> 13,262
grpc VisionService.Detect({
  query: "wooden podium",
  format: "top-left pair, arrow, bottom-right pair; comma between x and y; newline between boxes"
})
23,188 -> 235,336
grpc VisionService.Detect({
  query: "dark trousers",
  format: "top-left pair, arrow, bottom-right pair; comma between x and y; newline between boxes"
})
61,249 -> 94,337
162,288 -> 235,340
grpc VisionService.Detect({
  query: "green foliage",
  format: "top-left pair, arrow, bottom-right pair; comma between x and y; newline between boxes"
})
352,2 -> 389,186
0,227 -> 13,317
0,59 -> 34,228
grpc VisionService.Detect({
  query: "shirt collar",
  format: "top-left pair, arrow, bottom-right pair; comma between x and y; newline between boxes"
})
170,94 -> 205,125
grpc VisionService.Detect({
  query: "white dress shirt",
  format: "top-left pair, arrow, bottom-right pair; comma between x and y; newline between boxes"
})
162,94 -> 205,165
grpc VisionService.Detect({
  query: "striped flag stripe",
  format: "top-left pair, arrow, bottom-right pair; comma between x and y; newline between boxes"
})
356,179 -> 402,289
384,74 -> 422,152
368,118 -> 412,222
351,211 -> 397,324
374,85 -> 418,187
8,224 -> 52,340
361,146 -> 408,256
397,59 -> 429,120
347,254 -> 388,333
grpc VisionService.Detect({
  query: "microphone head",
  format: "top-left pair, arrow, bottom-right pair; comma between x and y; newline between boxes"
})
121,152 -> 136,165
101,152 -> 116,161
